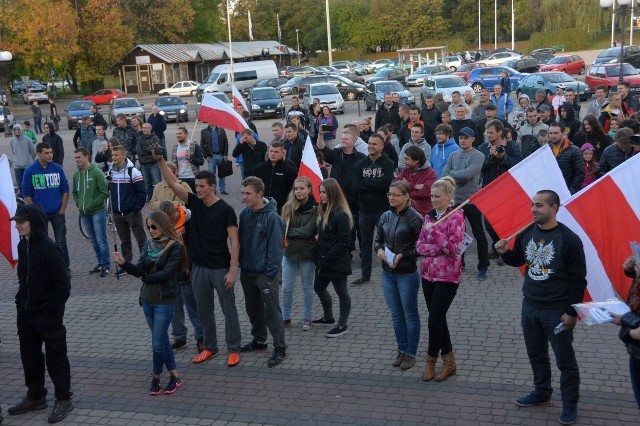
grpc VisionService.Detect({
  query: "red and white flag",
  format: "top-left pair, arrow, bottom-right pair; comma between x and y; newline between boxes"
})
232,83 -> 248,112
470,144 -> 572,241
297,135 -> 323,202
197,93 -> 248,134
0,154 -> 19,267
557,154 -> 640,301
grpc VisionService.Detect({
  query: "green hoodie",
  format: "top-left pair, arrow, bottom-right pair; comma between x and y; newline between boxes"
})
72,163 -> 108,215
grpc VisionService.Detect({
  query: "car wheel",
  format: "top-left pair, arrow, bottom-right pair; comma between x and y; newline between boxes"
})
579,67 -> 585,75
190,90 -> 196,96
472,83 -> 483,93
346,91 -> 357,101
449,66 -> 457,71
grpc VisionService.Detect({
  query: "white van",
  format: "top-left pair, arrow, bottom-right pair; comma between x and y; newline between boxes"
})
197,60 -> 278,101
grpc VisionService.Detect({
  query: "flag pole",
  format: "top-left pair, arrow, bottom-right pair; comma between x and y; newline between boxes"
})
226,0 -> 234,86
505,220 -> 534,242
430,199 -> 471,227
191,118 -> 199,137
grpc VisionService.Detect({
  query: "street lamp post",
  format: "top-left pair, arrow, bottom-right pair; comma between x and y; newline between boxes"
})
296,29 -> 301,66
326,0 -> 333,65
601,0 -> 632,84
0,51 -> 12,137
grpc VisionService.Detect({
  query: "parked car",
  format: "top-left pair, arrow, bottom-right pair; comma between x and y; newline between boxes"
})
276,76 -> 304,95
482,51 -> 522,66
364,80 -> 415,111
585,63 -> 640,95
288,66 -> 322,77
66,100 -> 96,130
0,105 -> 14,131
242,77 -> 290,96
12,80 -> 46,94
355,60 -> 375,74
332,63 -> 355,74
83,88 -> 126,105
23,87 -> 48,104
157,81 -> 200,97
279,66 -> 293,78
334,71 -> 365,84
109,97 -> 145,124
367,68 -> 408,83
246,87 -> 285,119
155,95 -> 189,122
539,55 -> 586,75
302,83 -> 345,113
516,72 -> 592,101
453,62 -> 487,81
295,75 -> 366,100
445,56 -> 464,71
421,75 -> 474,103
529,48 -> 556,64
501,58 -> 541,73
370,59 -> 393,72
404,65 -> 451,87
467,66 -> 528,93
593,45 -> 640,68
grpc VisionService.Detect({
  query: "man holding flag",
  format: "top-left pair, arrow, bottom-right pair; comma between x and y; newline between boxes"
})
495,190 -> 586,426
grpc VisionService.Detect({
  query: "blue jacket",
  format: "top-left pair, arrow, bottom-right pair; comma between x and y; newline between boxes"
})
108,160 -> 146,215
431,138 -> 460,178
238,197 -> 285,280
22,160 -> 69,215
490,93 -> 514,121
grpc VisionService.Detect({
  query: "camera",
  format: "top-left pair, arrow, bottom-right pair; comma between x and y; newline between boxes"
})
154,146 -> 165,156
496,145 -> 505,155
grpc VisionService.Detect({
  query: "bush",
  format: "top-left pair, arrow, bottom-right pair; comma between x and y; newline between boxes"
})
529,29 -> 594,52
316,49 -> 365,66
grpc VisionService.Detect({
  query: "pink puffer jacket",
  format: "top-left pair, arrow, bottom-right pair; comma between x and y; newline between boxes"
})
416,208 -> 465,284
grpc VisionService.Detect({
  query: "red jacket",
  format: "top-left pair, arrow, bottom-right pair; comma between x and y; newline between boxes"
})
395,165 -> 437,217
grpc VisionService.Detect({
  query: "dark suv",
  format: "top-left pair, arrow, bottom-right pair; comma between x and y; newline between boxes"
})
594,45 -> 640,68
295,75 -> 366,100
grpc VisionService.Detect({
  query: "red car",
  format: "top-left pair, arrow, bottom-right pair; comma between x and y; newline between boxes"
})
585,63 -> 640,95
83,88 -> 126,105
453,62 -> 487,82
539,55 -> 585,75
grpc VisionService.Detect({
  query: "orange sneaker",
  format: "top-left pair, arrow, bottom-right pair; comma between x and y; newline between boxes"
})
192,349 -> 216,363
227,352 -> 241,367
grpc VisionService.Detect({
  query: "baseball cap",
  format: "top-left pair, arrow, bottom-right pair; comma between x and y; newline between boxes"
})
459,127 -> 475,137
537,104 -> 551,112
10,205 -> 29,222
485,104 -> 497,111
615,127 -> 634,143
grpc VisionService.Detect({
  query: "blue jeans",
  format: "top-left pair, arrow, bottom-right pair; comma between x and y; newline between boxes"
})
141,301 -> 176,375
521,301 -> 580,406
80,210 -> 110,268
207,154 -> 226,192
47,213 -> 69,269
281,257 -> 315,321
15,167 -> 26,196
33,117 -> 43,133
140,163 -> 161,202
171,283 -> 203,342
381,269 -> 421,357
630,355 -> 640,408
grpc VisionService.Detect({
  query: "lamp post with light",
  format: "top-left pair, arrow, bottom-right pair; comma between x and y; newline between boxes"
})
601,0 -> 631,84
295,29 -> 301,66
0,51 -> 13,137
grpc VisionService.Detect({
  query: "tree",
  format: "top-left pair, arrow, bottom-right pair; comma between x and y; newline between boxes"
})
188,0 -> 226,42
122,0 -> 195,44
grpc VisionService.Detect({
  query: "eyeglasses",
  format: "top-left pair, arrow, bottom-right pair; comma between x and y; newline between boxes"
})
147,224 -> 158,231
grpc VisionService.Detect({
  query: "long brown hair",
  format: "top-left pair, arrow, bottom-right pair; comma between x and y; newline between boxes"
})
147,210 -> 189,271
317,178 -> 353,229
282,176 -> 313,224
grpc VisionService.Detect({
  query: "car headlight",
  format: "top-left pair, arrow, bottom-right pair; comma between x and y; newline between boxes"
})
278,102 -> 284,108
408,95 -> 415,101
251,104 -> 260,110
159,110 -> 166,115
357,87 -> 364,91
179,109 -> 186,114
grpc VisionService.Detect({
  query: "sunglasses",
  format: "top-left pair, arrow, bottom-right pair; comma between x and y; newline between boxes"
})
147,224 -> 158,231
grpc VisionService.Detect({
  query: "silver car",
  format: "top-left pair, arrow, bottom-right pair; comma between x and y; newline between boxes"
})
302,83 -> 344,113
0,105 -> 14,131
109,97 -> 145,124
421,75 -> 474,103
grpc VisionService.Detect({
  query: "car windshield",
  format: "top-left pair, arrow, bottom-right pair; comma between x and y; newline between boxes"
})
311,85 -> 338,95
115,99 -> 140,108
599,48 -> 620,57
252,89 -> 278,100
547,57 -> 569,64
69,101 -> 94,111
156,97 -> 183,106
287,76 -> 303,84
543,73 -> 574,83
607,64 -> 638,76
414,66 -> 432,74
376,82 -> 404,93
436,77 -> 466,88
205,72 -> 220,83
502,60 -> 517,67
374,70 -> 391,77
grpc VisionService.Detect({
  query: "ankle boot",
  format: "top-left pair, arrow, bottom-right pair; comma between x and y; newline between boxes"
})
422,355 -> 438,382
434,352 -> 456,382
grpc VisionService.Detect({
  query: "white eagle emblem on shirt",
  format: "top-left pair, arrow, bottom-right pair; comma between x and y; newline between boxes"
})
525,238 -> 555,281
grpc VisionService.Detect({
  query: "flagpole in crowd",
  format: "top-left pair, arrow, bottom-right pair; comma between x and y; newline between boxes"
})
226,0 -> 234,85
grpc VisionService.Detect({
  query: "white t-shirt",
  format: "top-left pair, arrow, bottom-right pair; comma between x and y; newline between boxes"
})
176,143 -> 195,179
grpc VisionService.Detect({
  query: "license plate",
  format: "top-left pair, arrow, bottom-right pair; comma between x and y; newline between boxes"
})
265,109 -> 275,113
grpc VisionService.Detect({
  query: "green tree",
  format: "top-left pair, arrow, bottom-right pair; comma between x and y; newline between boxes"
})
122,0 -> 195,44
188,0 -> 226,42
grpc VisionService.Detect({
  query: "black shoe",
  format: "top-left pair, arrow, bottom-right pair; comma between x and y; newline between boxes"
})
220,191 -> 229,195
240,340 -> 268,352
164,375 -> 182,394
114,270 -> 127,278
48,399 -> 72,424
89,265 -> 101,274
326,325 -> 348,338
100,267 -> 110,278
8,396 -> 48,415
267,349 -> 286,367
149,376 -> 161,396
311,317 -> 335,326
171,339 -> 187,350
350,276 -> 370,286
515,391 -> 552,407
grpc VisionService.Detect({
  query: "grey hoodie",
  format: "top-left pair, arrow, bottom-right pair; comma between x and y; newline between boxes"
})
238,197 -> 285,280
10,126 -> 36,169
398,138 -> 432,170
442,147 -> 485,203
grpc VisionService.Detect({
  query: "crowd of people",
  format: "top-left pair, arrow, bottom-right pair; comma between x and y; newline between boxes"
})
5,83 -> 640,425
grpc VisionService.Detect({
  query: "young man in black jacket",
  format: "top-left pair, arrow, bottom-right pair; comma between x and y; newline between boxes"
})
8,204 -> 73,423
253,141 -> 297,214
232,129 -> 268,178
200,122 -> 229,194
352,133 -> 395,286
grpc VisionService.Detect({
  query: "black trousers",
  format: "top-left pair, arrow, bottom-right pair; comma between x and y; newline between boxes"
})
17,311 -> 72,400
461,204 -> 490,270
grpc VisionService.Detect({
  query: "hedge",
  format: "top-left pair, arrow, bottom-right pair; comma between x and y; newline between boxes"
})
529,29 -> 594,52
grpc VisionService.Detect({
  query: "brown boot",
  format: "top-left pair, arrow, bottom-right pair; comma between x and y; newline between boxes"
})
422,355 -> 438,381
434,352 -> 456,382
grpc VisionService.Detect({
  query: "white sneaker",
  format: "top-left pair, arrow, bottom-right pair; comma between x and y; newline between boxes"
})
302,318 -> 312,331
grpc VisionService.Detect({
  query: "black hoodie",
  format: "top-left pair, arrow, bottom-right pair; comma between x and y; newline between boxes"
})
558,102 -> 581,142
15,204 -> 70,317
42,121 -> 65,165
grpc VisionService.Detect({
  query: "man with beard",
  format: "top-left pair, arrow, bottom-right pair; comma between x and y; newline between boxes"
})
547,122 -> 584,194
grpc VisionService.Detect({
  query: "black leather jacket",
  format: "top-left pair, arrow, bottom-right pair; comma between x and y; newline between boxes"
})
374,204 -> 423,274
121,241 -> 183,301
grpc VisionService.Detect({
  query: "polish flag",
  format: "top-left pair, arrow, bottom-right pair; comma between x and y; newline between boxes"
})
470,144 -> 571,241
232,83 -> 248,112
557,154 -> 640,301
197,93 -> 248,134
297,135 -> 323,202
0,154 -> 19,267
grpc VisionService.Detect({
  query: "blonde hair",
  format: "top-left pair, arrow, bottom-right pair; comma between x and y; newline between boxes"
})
317,178 -> 353,229
282,176 -> 313,224
431,176 -> 456,200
